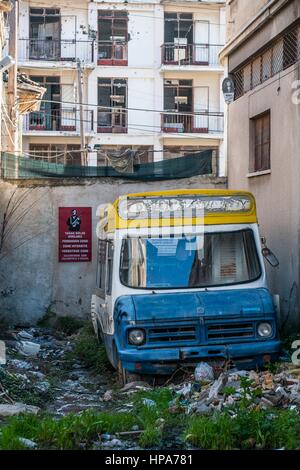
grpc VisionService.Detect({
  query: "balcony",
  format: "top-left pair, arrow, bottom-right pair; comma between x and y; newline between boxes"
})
97,109 -> 127,133
161,111 -> 224,135
18,39 -> 95,66
23,108 -> 94,134
161,43 -> 223,67
98,40 -> 128,66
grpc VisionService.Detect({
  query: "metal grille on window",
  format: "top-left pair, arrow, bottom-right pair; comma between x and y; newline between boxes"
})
233,24 -> 300,99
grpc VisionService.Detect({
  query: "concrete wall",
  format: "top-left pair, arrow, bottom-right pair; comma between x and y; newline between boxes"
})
227,64 -> 300,328
226,0 -> 270,41
0,176 -> 226,325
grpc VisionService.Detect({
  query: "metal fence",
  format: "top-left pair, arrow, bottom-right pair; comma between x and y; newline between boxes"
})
233,24 -> 300,99
18,39 -> 95,64
161,43 -> 223,67
161,111 -> 224,134
23,109 -> 94,133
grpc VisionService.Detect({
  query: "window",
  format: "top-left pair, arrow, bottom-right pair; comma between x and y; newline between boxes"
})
251,111 -> 271,172
97,239 -> 107,291
97,240 -> 113,295
29,8 -> 60,60
164,12 -> 193,44
163,79 -> 193,133
98,78 -> 127,133
98,10 -> 128,64
29,144 -> 81,166
120,230 -> 261,289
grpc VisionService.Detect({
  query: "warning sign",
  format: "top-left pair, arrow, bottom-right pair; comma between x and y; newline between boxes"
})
59,207 -> 92,262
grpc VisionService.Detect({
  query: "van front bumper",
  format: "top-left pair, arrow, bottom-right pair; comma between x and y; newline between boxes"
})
119,340 -> 281,375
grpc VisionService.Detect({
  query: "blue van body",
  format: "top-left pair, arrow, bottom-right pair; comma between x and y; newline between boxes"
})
104,288 -> 281,374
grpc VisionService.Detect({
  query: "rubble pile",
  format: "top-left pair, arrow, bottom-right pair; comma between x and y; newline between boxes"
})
169,363 -> 300,415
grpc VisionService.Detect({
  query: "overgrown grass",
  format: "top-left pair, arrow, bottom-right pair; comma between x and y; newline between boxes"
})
1,385 -> 300,450
185,408 -> 300,450
132,388 -> 186,447
70,322 -> 112,375
0,411 -> 137,450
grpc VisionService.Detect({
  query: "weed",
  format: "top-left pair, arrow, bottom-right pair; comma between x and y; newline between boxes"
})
70,322 -> 112,375
185,408 -> 300,450
139,427 -> 162,448
54,316 -> 84,336
222,386 -> 237,397
0,410 -> 137,450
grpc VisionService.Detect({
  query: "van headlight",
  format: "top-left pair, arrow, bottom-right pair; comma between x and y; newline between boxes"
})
128,329 -> 146,345
257,322 -> 273,338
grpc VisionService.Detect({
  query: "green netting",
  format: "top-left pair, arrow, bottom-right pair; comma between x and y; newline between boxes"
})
1,150 -> 213,181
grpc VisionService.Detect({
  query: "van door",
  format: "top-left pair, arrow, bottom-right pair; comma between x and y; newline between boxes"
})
105,241 -> 114,335
91,239 -> 109,337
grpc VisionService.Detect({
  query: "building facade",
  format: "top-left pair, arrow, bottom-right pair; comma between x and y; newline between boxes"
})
221,0 -> 300,329
18,0 -> 226,173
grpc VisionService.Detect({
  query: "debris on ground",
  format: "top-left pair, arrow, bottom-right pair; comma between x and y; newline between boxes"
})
0,403 -> 40,417
194,362 -> 214,383
167,362 -> 300,415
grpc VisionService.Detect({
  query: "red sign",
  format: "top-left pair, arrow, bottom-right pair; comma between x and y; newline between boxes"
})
59,207 -> 92,262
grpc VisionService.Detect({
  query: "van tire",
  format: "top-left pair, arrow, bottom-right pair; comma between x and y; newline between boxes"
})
114,347 -> 140,385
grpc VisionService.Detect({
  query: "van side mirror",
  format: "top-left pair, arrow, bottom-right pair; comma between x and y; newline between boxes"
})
262,247 -> 279,267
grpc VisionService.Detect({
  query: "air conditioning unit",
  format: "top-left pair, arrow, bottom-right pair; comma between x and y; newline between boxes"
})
174,38 -> 187,62
174,96 -> 188,104
110,95 -> 125,103
110,36 -> 126,42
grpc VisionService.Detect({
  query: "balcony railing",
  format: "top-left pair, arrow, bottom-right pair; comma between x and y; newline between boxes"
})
18,39 -> 95,64
161,43 -> 223,67
161,111 -> 224,134
98,40 -> 128,65
24,108 -> 94,133
97,109 -> 127,133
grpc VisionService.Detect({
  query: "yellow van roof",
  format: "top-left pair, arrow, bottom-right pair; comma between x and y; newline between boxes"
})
99,189 -> 257,233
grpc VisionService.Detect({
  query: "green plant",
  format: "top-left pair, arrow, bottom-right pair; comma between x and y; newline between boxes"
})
185,408 -> 300,450
0,410 -> 137,450
71,322 -> 112,374
54,316 -> 85,336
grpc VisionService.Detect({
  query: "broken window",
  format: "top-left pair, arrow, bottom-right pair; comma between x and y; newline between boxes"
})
29,76 -> 61,131
98,10 -> 128,64
97,78 -> 127,133
29,8 -> 60,59
163,13 -> 193,63
29,144 -> 81,166
163,79 -> 193,132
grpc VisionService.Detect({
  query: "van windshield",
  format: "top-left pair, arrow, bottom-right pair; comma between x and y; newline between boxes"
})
119,229 -> 261,289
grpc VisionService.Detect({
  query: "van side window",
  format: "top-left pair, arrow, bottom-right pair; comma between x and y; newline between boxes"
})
98,239 -> 107,292
106,242 -> 114,295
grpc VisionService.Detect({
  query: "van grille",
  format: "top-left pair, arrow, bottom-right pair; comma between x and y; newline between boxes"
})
148,325 -> 197,343
206,322 -> 254,342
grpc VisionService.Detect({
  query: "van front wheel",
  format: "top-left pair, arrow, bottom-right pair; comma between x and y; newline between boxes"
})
116,356 -> 141,386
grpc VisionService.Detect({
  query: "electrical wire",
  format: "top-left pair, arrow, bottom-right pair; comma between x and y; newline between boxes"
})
25,2 -> 226,25
19,97 -> 223,116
